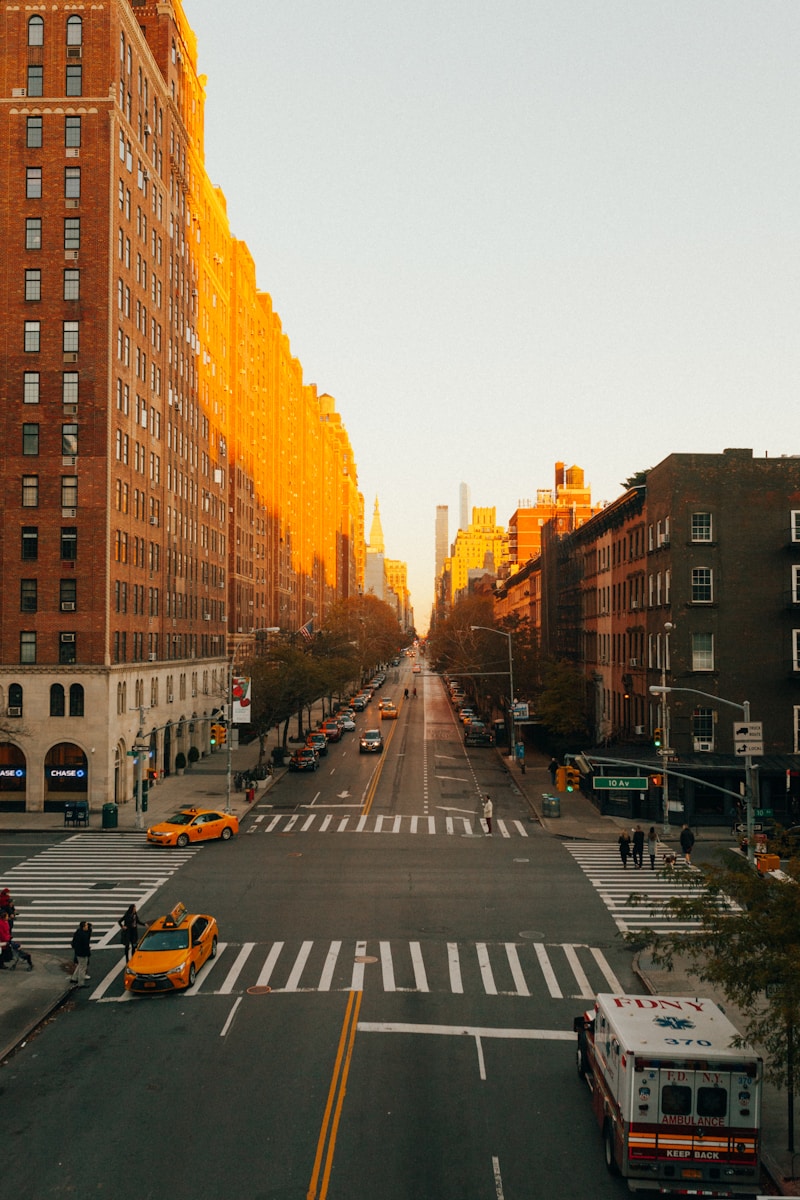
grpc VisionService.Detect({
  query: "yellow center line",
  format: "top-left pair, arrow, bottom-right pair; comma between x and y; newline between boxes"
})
307,989 -> 363,1200
363,710 -> 401,816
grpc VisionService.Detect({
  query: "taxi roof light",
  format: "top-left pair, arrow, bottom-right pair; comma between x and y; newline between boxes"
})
164,901 -> 188,928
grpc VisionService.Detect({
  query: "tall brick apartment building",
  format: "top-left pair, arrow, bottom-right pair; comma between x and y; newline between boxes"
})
0,2 -> 364,812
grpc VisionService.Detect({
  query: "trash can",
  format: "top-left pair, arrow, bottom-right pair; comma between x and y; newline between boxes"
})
102,802 -> 118,829
541,794 -> 561,818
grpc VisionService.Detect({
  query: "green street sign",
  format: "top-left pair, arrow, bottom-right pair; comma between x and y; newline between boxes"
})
594,776 -> 649,790
754,808 -> 773,818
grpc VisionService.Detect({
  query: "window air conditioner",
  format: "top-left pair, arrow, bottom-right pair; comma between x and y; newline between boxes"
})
64,353 -> 78,362
65,199 -> 80,209
7,707 -> 22,718
66,148 -> 80,158
67,46 -> 82,58
12,89 -> 27,98
629,658 -> 639,667
62,633 -> 76,643
167,694 -> 174,703
61,602 -> 76,611
694,739 -> 713,752
62,508 -> 77,518
203,613 -> 211,620
630,599 -> 639,609
66,250 -> 79,261
64,405 -> 78,416
148,652 -> 157,661
634,725 -> 644,735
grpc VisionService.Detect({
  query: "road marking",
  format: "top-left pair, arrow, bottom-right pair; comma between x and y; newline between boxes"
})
492,1155 -> 505,1200
307,990 -> 363,1200
505,943 -> 530,996
216,942 -> 255,994
380,940 -> 395,991
318,940 -> 341,991
534,942 -> 562,998
255,940 -> 284,987
409,941 -> 429,992
447,942 -> 463,994
356,1021 -> 575,1041
219,996 -> 241,1037
476,942 -> 497,994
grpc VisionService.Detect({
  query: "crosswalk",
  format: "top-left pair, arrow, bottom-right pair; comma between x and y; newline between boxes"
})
4,833 -> 196,949
566,842 -> 703,935
90,937 -> 623,1003
249,811 -> 533,838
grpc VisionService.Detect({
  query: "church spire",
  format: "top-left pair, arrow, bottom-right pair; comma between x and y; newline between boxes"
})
369,496 -> 385,553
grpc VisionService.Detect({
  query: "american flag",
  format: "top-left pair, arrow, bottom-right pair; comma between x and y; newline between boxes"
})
299,619 -> 314,643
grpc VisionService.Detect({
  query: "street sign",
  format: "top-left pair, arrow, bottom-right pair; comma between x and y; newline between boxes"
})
512,702 -> 529,720
733,721 -> 762,741
593,776 -> 649,790
734,741 -> 763,757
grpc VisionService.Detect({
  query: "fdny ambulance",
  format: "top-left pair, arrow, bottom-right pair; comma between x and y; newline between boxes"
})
574,994 -> 762,1195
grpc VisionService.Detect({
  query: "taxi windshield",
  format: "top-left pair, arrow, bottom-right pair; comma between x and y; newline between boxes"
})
166,812 -> 194,826
140,928 -> 189,951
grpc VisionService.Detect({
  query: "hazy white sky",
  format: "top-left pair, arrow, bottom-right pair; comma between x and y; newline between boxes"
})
187,1 -> 799,631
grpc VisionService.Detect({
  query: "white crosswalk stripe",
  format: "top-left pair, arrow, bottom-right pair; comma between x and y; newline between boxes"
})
566,841 -> 706,935
248,811 -> 531,838
4,833 -> 196,949
90,937 -> 623,1003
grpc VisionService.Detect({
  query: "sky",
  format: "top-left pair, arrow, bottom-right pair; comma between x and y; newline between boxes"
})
187,1 -> 800,632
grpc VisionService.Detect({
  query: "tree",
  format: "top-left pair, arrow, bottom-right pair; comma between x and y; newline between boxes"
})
535,658 -> 591,739
621,468 -> 651,490
627,852 -> 800,1148
323,595 -> 403,681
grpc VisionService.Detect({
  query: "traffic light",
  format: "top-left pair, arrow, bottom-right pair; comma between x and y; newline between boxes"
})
651,775 -> 663,788
653,728 -> 662,748
565,766 -> 581,792
210,722 -> 227,748
555,767 -> 567,792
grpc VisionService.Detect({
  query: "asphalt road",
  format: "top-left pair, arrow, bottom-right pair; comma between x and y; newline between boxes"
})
2,674 -> 640,1200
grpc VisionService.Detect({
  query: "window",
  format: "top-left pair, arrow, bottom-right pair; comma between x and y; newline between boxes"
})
8,683 -> 23,715
793,565 -> 800,605
65,65 -> 82,97
26,168 -> 42,199
50,684 -> 66,717
27,65 -> 43,97
20,579 -> 38,613
65,167 -> 80,199
691,567 -> 713,603
691,632 -> 714,672
64,218 -> 80,250
794,707 -> 800,754
21,527 -> 38,561
691,512 -> 713,542
791,512 -> 800,544
69,684 -> 84,717
59,633 -> 77,665
22,476 -> 39,507
61,475 -> 78,508
65,115 -> 81,148
62,423 -> 78,455
63,372 -> 78,404
28,15 -> 44,45
61,527 -> 77,560
62,321 -> 79,353
23,372 -> 40,404
692,707 -> 714,742
20,632 -> 37,665
22,424 -> 39,456
27,116 -> 43,148
66,15 -> 82,45
25,218 -> 42,251
60,578 -> 77,610
63,269 -> 80,300
25,269 -> 41,301
793,631 -> 800,673
24,321 -> 41,352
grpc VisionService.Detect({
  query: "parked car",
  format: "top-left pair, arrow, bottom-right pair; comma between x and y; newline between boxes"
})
305,732 -> 328,756
458,707 -> 476,724
321,720 -> 342,742
352,695 -> 367,711
339,714 -> 356,732
360,729 -> 384,753
289,747 -> 319,772
465,724 -> 495,747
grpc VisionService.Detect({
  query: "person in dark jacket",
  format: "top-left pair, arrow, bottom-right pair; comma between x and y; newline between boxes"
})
679,824 -> 695,864
71,920 -> 92,986
632,825 -> 645,869
618,830 -> 631,868
118,905 -> 145,962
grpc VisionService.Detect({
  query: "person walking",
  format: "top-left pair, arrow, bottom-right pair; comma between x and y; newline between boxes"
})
632,825 -> 645,869
482,795 -> 493,836
71,919 -> 92,986
679,823 -> 695,864
548,757 -> 559,785
118,904 -> 145,962
618,830 -> 631,868
0,887 -> 17,933
647,826 -> 658,870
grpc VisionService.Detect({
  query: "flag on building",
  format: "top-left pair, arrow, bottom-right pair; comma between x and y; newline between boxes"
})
299,619 -> 314,643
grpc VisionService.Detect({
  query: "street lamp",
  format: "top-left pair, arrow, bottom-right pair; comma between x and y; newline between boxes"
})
471,625 -> 515,761
658,623 -> 674,834
649,684 -> 758,864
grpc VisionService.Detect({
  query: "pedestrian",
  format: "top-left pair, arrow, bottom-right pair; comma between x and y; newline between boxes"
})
247,785 -> 255,804
118,904 -> 145,962
0,887 -> 16,933
0,911 -> 32,971
548,757 -> 559,784
632,825 -> 645,869
679,823 -> 695,864
618,830 -> 631,868
71,919 -> 92,986
647,826 -> 658,870
482,794 -> 493,836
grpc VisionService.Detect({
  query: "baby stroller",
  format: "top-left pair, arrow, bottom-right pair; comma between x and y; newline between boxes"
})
4,938 -> 33,971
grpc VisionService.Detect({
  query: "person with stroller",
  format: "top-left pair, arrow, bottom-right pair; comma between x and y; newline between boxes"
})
0,909 -> 33,971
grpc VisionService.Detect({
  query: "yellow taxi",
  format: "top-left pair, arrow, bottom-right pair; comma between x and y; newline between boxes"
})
146,806 -> 239,848
380,703 -> 398,720
124,902 -> 218,993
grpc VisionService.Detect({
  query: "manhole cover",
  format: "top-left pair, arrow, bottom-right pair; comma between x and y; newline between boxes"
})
518,930 -> 545,940
353,955 -> 378,964
247,985 -> 272,994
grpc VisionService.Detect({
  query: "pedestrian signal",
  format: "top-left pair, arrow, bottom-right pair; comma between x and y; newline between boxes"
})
651,775 -> 663,787
565,766 -> 581,792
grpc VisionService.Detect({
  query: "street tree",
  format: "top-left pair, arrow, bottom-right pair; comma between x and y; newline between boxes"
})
627,852 -> 800,1148
323,595 -> 403,681
535,657 -> 591,741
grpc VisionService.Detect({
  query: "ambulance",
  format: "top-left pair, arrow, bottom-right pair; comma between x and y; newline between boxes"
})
574,994 -> 762,1195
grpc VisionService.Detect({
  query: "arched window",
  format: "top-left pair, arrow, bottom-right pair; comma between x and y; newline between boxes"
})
8,683 -> 24,715
66,15 -> 82,45
28,15 -> 44,46
69,684 -> 84,717
50,684 -> 66,717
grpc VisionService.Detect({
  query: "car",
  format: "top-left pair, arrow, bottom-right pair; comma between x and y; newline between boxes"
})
305,732 -> 328,756
351,695 -> 367,711
124,902 -> 218,993
378,696 -> 394,711
458,707 -> 476,723
412,664 -> 421,674
289,747 -> 319,771
465,725 -> 495,747
360,729 -> 384,753
339,714 -> 356,731
321,720 -> 342,742
146,807 -> 239,848
380,703 -> 398,720
390,657 -> 400,666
